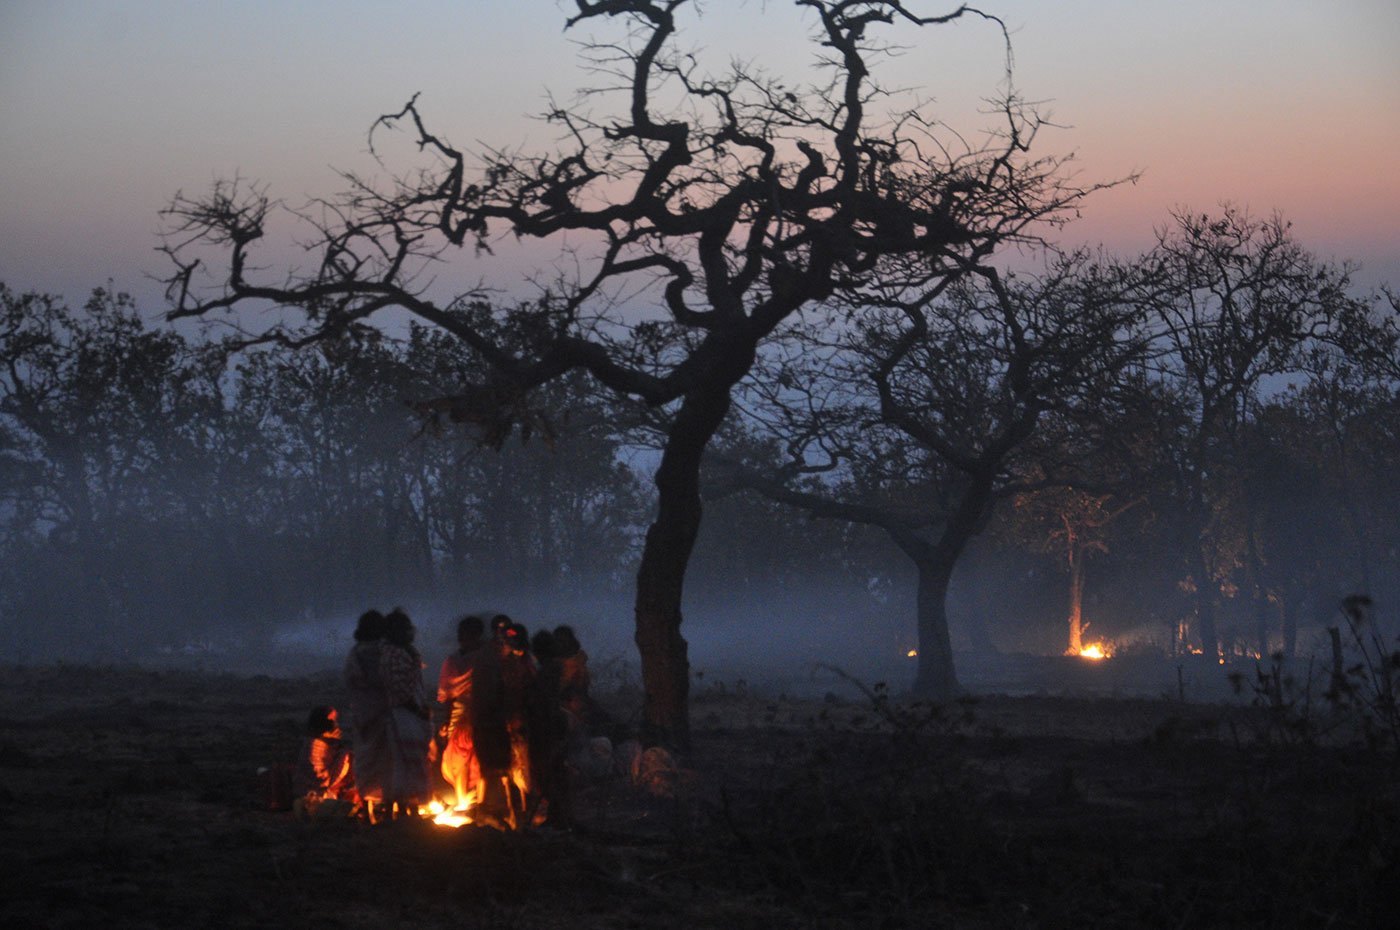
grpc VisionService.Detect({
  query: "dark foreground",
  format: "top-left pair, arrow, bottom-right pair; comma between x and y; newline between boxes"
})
0,665 -> 1395,929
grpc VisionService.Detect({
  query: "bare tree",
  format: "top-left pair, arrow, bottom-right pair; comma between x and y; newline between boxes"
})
1143,207 -> 1354,658
160,1 -> 1100,745
719,253 -> 1146,698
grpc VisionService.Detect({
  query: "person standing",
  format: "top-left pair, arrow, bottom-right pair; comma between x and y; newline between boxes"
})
500,623 -> 538,807
470,623 -> 516,829
380,608 -> 433,818
344,609 -> 389,823
527,629 -> 572,828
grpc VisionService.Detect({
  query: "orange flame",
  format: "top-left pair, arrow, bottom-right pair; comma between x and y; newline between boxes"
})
420,795 -> 473,827
1075,642 -> 1110,660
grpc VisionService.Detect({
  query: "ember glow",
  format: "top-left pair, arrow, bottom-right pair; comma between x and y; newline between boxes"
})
420,797 -> 473,828
907,649 -> 918,658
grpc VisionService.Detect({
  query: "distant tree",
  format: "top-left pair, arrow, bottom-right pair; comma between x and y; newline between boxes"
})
0,285 -> 224,652
0,287 -> 657,659
160,1 -> 1103,745
229,327 -> 648,616
1276,334 -> 1400,640
1009,487 -> 1142,655
1142,208 -> 1357,658
720,253 -> 1146,698
1222,393 -> 1334,656
228,335 -> 436,615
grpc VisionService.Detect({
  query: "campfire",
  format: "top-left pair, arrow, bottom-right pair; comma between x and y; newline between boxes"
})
420,797 -> 473,827
414,760 -> 532,829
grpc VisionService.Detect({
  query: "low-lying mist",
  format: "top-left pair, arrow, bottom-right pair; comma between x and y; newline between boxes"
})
182,580 -> 922,698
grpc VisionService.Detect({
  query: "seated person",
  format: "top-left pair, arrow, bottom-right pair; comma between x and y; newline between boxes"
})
295,705 -> 355,804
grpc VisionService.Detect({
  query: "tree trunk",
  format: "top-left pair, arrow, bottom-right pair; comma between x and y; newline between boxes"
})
1242,478 -> 1271,659
911,557 -> 962,701
1252,594 -> 1271,659
895,470 -> 993,701
634,387 -> 731,750
1195,592 -> 1219,658
1066,541 -> 1086,655
60,455 -> 110,650
1282,593 -> 1299,658
1189,541 -> 1220,658
1328,625 -> 1345,696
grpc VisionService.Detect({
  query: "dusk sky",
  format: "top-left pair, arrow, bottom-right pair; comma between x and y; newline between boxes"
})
2,0 -> 1397,312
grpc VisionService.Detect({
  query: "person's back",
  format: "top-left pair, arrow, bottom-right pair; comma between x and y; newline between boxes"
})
380,608 -> 431,814
469,636 -> 519,827
471,642 -> 510,767
554,625 -> 593,727
526,631 -> 572,827
344,610 -> 389,816
498,624 -> 537,809
501,647 -> 537,723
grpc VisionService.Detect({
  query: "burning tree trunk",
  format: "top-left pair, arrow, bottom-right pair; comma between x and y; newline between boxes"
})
1066,536 -> 1086,656
1010,489 -> 1138,657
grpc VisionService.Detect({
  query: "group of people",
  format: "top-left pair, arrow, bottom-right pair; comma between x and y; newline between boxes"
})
299,607 -> 593,830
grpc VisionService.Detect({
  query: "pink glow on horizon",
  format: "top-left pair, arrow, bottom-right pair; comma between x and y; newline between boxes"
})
1,1 -> 1396,305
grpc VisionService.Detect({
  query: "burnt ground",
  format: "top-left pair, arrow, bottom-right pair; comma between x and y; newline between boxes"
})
0,664 -> 1395,929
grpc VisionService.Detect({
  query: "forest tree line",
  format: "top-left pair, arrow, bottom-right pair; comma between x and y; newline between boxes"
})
3,207 -> 1397,676
0,284 -> 879,661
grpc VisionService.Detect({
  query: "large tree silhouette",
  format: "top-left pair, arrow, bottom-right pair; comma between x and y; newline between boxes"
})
161,1 -> 1101,746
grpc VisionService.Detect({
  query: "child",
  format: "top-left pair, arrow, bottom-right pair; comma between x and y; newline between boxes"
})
294,705 -> 355,814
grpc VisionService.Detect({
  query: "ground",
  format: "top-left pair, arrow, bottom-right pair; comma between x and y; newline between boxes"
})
0,663 -> 1394,929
